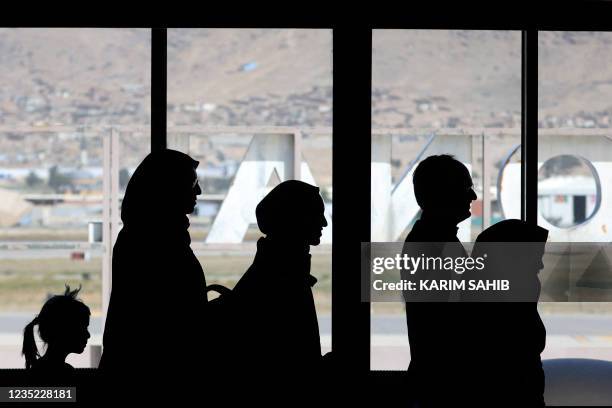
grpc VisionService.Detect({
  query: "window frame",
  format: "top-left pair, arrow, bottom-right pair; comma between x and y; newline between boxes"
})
368,3 -> 612,378
145,5 -> 612,380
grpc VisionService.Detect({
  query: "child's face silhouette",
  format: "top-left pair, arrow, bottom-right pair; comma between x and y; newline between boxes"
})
66,315 -> 90,354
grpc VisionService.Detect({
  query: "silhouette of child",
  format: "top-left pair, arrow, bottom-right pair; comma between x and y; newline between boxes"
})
22,285 -> 91,374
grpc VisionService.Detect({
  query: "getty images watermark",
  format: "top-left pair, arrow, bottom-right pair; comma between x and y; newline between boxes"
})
362,242 -> 612,302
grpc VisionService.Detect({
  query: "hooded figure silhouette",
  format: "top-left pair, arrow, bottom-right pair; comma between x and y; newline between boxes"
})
465,219 -> 548,407
227,180 -> 327,378
98,149 -> 206,395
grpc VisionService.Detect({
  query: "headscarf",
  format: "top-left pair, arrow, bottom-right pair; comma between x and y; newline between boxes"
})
120,149 -> 199,244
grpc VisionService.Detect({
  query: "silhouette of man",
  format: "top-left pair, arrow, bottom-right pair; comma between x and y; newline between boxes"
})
228,180 -> 327,380
401,154 -> 476,407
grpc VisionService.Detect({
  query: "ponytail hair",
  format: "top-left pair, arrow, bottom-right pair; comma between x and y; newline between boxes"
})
22,316 -> 40,369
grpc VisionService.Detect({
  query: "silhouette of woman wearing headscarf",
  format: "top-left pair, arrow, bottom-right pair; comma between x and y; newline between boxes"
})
98,150 -> 206,393
466,219 -> 548,407
228,180 -> 327,376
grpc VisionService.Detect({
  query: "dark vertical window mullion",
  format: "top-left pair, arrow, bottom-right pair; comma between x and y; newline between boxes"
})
332,27 -> 371,372
151,27 -> 167,152
522,29 -> 538,224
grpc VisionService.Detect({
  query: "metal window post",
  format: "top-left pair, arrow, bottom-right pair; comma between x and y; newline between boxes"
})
101,128 -> 112,335
522,30 -> 538,225
293,129 -> 302,180
110,128 -> 120,250
332,27 -> 371,372
482,132 -> 492,229
152,27 -> 167,152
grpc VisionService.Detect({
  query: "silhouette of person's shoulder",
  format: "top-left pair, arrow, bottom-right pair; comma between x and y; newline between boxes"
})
30,358 -> 75,372
406,219 -> 441,243
405,218 -> 459,243
233,238 -> 311,298
27,359 -> 75,385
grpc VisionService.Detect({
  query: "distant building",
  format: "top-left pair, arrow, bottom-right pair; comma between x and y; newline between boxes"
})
538,175 -> 598,227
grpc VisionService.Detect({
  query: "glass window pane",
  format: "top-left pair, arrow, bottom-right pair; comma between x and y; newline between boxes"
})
167,28 -> 333,353
371,29 -> 521,370
538,31 -> 612,362
0,28 -> 151,368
